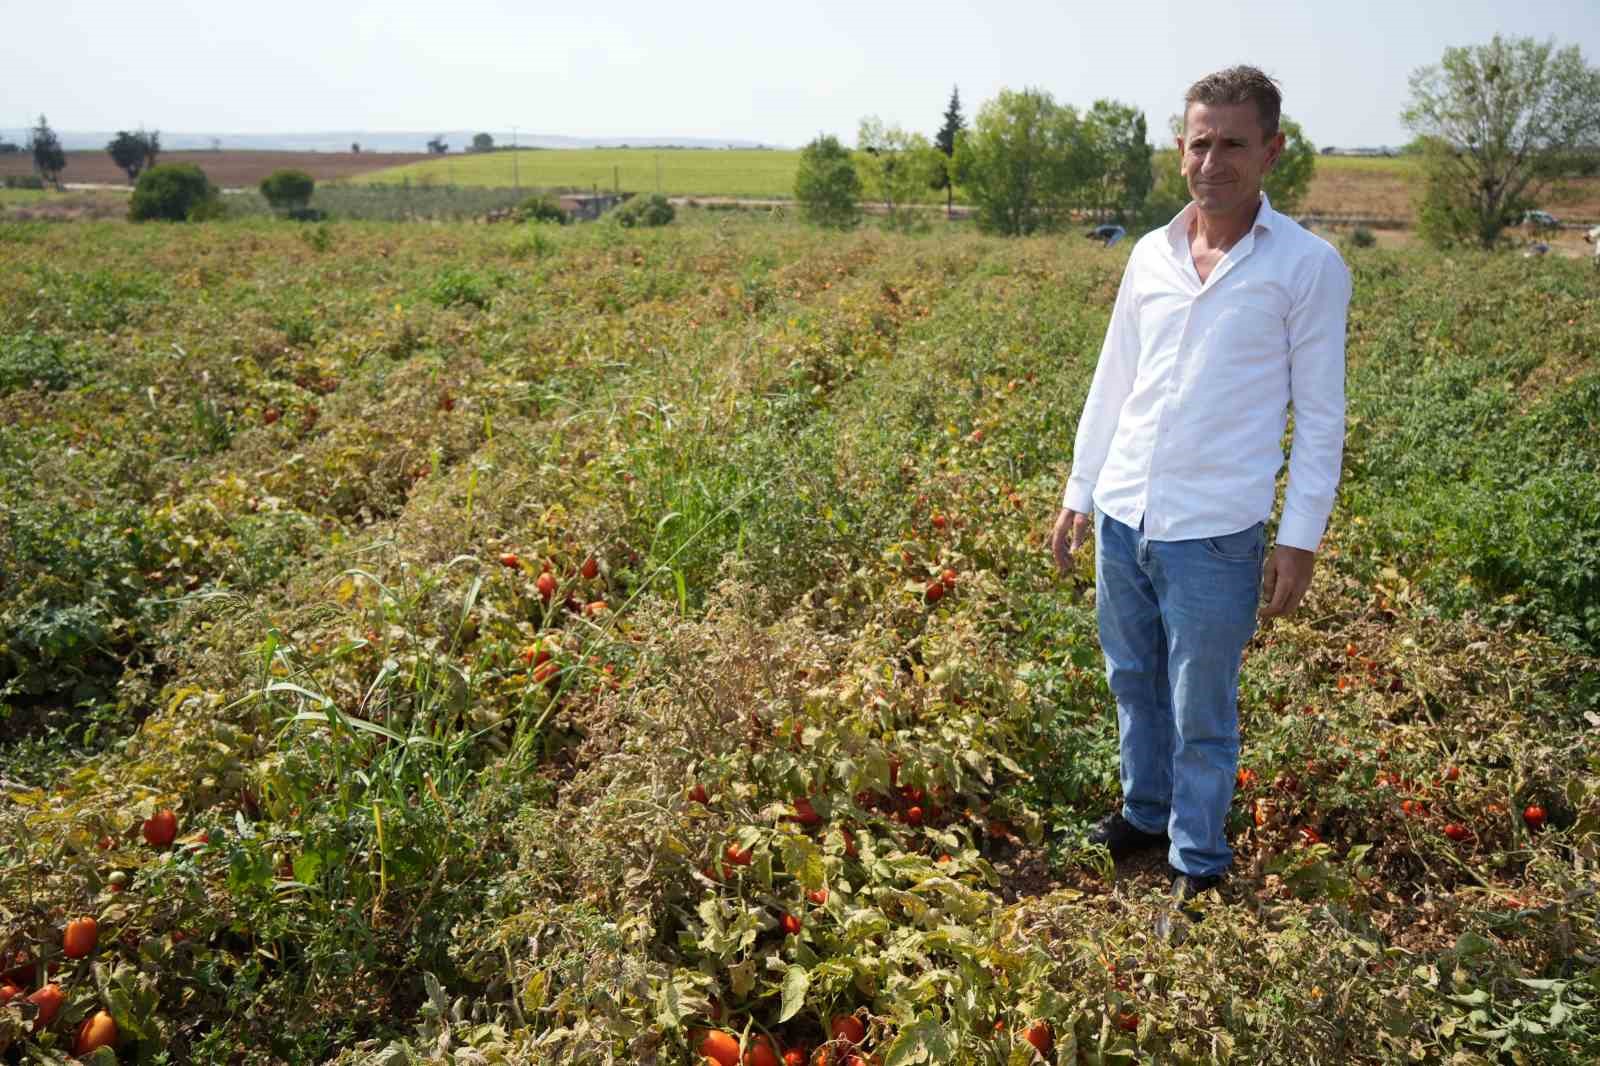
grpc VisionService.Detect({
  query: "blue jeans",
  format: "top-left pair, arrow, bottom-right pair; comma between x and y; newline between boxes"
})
1095,510 -> 1264,877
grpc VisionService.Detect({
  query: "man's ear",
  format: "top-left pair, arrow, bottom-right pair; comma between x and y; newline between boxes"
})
1263,129 -> 1286,171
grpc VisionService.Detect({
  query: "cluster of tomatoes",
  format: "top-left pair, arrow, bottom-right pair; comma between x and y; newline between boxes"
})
0,808 -> 178,1057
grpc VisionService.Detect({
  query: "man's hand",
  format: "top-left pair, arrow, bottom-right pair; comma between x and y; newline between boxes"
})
1050,508 -> 1092,575
1260,544 -> 1316,619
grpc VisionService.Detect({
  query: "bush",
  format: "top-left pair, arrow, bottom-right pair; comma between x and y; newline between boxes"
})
611,193 -> 675,228
794,134 -> 861,229
2,175 -> 45,190
129,164 -> 218,222
1347,226 -> 1377,248
518,195 -> 568,224
260,169 -> 316,214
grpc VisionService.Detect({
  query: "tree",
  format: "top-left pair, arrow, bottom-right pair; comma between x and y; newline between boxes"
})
951,88 -> 1097,235
130,164 -> 218,222
1083,99 -> 1152,224
855,117 -> 942,231
260,169 -> 315,214
794,134 -> 861,229
472,132 -> 495,153
932,86 -> 966,219
1262,116 -> 1316,214
1403,35 -> 1600,248
351,142 -> 361,154
28,115 -> 65,188
107,131 -> 152,183
141,130 -> 161,170
427,136 -> 449,155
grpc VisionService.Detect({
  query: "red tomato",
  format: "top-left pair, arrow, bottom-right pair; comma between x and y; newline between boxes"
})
688,783 -> 709,804
536,572 -> 557,601
924,580 -> 945,604
829,1015 -> 865,1045
499,552 -> 520,569
781,912 -> 802,936
806,887 -> 829,905
1523,805 -> 1546,831
63,916 -> 98,959
793,797 -> 821,826
27,984 -> 64,1029
1296,826 -> 1322,846
581,556 -> 599,580
696,1029 -> 741,1066
744,1035 -> 781,1066
940,568 -> 957,587
75,1010 -> 117,1056
1023,1020 -> 1053,1056
142,808 -> 177,847
905,806 -> 924,826
1443,823 -> 1471,842
724,843 -> 753,866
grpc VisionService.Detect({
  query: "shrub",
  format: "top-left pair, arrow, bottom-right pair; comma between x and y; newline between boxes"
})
0,330 -> 75,394
260,169 -> 316,214
611,193 -> 675,228
2,174 -> 45,190
518,195 -> 568,224
129,164 -> 218,222
1348,226 -> 1377,248
794,134 -> 861,229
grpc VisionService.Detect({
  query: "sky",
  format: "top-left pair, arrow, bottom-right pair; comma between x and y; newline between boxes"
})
4,0 -> 1598,150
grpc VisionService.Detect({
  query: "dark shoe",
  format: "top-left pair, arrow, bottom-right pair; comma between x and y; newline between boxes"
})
1168,865 -> 1224,906
1087,811 -> 1168,860
1155,867 -> 1224,943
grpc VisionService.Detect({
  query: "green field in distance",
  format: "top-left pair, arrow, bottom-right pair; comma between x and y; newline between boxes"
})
362,147 -> 806,199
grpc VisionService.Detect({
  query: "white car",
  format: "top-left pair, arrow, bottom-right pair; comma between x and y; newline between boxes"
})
1522,210 -> 1561,229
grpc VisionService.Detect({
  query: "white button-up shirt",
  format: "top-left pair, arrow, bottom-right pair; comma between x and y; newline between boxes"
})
1062,193 -> 1352,552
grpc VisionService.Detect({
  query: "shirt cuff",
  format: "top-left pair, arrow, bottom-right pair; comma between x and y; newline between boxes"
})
1062,477 -> 1096,514
1276,509 -> 1328,553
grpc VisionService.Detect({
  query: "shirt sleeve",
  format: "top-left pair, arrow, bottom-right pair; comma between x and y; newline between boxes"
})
1062,256 -> 1141,512
1277,246 -> 1353,551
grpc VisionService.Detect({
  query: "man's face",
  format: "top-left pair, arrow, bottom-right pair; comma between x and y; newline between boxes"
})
1178,101 -> 1285,216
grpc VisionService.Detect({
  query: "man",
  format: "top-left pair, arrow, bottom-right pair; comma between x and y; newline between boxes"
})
1049,67 -> 1352,906
1587,225 -> 1600,266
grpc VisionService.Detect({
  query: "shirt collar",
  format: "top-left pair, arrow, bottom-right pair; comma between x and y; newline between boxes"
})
1165,191 -> 1277,257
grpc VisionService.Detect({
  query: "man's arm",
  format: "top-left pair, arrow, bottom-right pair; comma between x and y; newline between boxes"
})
1261,247 -> 1353,616
1062,259 -> 1141,514
1053,257 -> 1142,572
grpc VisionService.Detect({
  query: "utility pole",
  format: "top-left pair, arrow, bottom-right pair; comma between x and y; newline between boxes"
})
511,125 -> 519,191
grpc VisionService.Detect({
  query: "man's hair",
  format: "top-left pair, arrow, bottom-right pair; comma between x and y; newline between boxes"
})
1184,66 -> 1282,138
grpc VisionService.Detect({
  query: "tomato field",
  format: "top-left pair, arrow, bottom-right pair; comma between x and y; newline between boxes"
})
0,210 -> 1597,1064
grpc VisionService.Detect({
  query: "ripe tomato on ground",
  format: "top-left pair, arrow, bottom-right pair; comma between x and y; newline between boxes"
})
536,572 -> 557,601
780,912 -> 802,936
1523,805 -> 1546,831
792,797 -> 821,826
1023,1020 -> 1053,1056
688,783 -> 709,804
143,809 -> 177,847
581,555 -> 600,579
724,843 -> 753,866
806,887 -> 829,905
499,552 -> 520,569
1443,823 -> 1471,842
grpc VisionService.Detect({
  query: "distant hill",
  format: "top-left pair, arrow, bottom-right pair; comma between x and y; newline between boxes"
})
0,129 -> 781,153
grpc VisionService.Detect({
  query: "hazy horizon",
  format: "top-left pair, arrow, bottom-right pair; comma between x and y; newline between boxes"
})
6,0 -> 1598,152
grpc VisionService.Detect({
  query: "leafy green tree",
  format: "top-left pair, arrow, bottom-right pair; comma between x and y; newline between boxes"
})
140,130 -> 161,170
29,115 -> 65,187
932,86 -> 966,218
472,132 -> 495,153
1262,116 -> 1316,214
794,134 -> 861,229
855,117 -> 942,231
260,169 -> 316,214
1083,99 -> 1152,224
951,88 -> 1096,235
427,135 -> 448,155
107,131 -> 152,183
1404,34 -> 1600,248
130,163 -> 218,222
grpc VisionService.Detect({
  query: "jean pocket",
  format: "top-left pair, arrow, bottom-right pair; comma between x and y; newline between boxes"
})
1201,522 -> 1264,562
